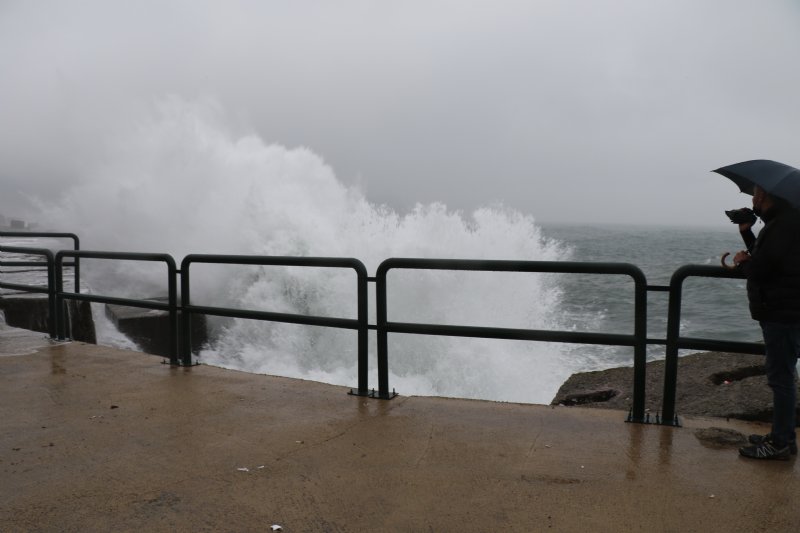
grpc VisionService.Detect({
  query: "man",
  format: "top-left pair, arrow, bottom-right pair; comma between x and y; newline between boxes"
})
734,185 -> 800,460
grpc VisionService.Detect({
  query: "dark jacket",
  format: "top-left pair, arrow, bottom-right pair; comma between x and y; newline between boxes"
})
739,205 -> 800,323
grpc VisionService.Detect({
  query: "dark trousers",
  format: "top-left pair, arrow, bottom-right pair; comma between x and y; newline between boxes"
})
760,321 -> 800,446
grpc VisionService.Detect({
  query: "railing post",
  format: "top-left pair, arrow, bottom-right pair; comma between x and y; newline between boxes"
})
375,262 -> 391,399
166,257 -> 180,366
180,259 -> 192,366
661,269 -> 684,425
46,251 -> 57,338
630,270 -> 648,423
54,251 -> 67,340
72,234 -> 80,294
356,268 -> 369,396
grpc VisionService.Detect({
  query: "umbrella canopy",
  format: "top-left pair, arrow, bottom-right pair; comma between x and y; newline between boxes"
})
713,159 -> 800,208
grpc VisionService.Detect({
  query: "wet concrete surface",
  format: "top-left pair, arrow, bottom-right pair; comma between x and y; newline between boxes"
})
1,327 -> 799,532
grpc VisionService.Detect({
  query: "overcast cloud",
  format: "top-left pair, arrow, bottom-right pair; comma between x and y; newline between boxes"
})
1,0 -> 799,227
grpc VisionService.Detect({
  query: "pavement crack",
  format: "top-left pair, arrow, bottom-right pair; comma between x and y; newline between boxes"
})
272,417 -> 371,463
524,418 -> 545,464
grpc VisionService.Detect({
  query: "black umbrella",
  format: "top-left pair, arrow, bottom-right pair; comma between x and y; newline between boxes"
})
713,159 -> 800,208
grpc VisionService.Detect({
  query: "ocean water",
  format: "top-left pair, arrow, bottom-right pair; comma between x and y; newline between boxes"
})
1,99 -> 764,405
539,224 -> 758,368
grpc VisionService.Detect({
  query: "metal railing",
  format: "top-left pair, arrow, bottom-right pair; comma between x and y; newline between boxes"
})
180,255 -> 370,394
0,245 -> 57,337
0,232 -> 80,292
2,235 -> 768,426
660,265 -> 763,423
375,258 -> 650,420
54,250 -> 179,364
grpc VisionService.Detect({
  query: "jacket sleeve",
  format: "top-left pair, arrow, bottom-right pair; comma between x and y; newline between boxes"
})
740,219 -> 795,281
739,229 -> 756,252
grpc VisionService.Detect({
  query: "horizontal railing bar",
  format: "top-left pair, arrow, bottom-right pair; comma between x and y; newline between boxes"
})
675,337 -> 764,355
647,285 -> 670,292
0,261 -> 76,267
0,246 -> 57,255
0,282 -> 50,294
643,338 -> 761,353
671,264 -> 745,281
181,254 -> 366,271
56,250 -> 173,262
384,321 -> 637,346
378,258 -> 644,276
60,292 -> 172,311
0,231 -> 79,239
184,304 -> 359,330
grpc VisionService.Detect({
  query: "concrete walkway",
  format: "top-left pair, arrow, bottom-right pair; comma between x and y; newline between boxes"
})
1,325 -> 799,532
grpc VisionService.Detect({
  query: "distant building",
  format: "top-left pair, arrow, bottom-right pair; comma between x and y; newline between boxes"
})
10,219 -> 26,229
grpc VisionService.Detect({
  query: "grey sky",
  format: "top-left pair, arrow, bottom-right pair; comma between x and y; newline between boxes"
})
1,0 -> 799,227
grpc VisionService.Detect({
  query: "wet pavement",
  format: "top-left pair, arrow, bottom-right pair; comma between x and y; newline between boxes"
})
1,325 -> 799,532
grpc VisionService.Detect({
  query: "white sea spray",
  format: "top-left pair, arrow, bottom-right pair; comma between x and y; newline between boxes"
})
35,97 -> 580,404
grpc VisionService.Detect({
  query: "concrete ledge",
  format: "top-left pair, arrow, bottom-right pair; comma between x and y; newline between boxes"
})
0,321 -> 61,356
105,298 -> 207,356
1,342 -> 798,531
0,295 -> 96,343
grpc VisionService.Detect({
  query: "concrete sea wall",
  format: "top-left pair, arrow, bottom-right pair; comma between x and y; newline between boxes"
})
0,296 -> 96,343
0,295 -> 207,357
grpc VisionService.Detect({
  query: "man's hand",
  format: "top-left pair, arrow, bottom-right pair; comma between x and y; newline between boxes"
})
734,250 -> 751,266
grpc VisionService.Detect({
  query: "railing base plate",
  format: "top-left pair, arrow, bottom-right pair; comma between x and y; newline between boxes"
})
348,388 -> 399,400
625,412 -> 681,427
162,359 -> 200,367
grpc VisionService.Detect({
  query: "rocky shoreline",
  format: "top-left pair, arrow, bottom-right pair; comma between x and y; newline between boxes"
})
551,351 -> 800,425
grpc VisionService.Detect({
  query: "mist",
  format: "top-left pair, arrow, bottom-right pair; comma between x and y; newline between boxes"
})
1,0 -> 799,228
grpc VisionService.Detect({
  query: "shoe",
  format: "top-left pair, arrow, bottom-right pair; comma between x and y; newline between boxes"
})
748,433 -> 798,455
739,441 -> 792,460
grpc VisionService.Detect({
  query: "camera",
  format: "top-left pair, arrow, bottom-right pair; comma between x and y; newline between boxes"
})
725,207 -> 756,225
